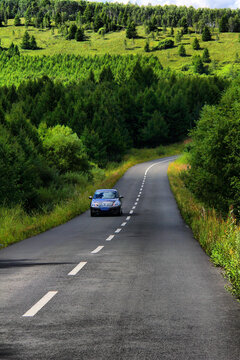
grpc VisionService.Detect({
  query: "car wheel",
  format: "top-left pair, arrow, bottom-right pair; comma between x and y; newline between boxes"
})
90,210 -> 95,217
117,208 -> 122,216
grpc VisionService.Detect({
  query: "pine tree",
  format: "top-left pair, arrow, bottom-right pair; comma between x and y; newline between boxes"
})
126,21 -> 137,39
175,30 -> 182,43
67,24 -> 77,40
202,48 -> 211,63
30,35 -> 37,50
25,7 -> 31,26
21,31 -> 31,49
144,38 -> 150,52
181,16 -> 188,34
14,14 -> 21,26
202,26 -> 211,41
192,37 -> 200,50
193,55 -> 205,74
219,15 -> 229,32
178,44 -> 186,56
75,27 -> 84,41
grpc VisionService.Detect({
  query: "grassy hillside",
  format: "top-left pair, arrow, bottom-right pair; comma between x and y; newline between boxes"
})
1,19 -> 240,75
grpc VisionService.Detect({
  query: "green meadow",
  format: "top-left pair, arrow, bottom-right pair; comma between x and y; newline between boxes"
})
1,19 -> 240,75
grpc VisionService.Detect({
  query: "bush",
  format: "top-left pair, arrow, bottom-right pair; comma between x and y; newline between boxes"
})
157,39 -> 174,50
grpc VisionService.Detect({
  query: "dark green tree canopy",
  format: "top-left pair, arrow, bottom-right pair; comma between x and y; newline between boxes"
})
202,26 -> 211,41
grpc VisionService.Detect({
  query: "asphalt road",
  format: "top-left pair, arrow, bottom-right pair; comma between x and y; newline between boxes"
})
0,156 -> 240,360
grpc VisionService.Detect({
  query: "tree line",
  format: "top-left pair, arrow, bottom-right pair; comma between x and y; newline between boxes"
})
1,0 -> 240,35
0,62 -> 227,210
185,76 -> 240,216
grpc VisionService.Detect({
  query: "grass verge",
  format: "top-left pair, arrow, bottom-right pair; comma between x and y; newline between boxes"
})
0,142 -> 184,249
168,154 -> 240,299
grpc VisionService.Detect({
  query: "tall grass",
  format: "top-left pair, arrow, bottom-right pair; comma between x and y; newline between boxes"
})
0,142 -> 184,248
168,155 -> 240,299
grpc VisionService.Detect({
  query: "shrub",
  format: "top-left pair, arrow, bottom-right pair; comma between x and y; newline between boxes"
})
157,39 -> 174,50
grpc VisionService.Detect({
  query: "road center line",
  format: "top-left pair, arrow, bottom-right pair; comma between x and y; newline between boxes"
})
135,202 -> 138,205
121,222 -> 127,226
68,261 -> 87,276
136,198 -> 139,202
115,228 -> 122,233
132,206 -> 136,209
22,291 -> 58,317
106,235 -> 114,241
91,246 -> 104,254
129,210 -> 133,214
126,216 -> 131,221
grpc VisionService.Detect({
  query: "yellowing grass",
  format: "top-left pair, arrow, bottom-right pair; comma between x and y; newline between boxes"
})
168,156 -> 240,298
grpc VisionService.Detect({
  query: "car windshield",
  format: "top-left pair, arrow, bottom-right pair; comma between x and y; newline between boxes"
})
93,191 -> 118,199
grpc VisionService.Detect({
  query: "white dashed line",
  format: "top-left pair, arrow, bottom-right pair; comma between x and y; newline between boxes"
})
135,202 -> 138,205
68,261 -> 87,276
132,206 -> 136,209
23,291 -> 58,317
115,228 -> 122,233
106,235 -> 114,241
126,216 -> 131,221
139,192 -> 142,195
137,195 -> 140,198
129,210 -> 133,214
121,222 -> 127,227
136,198 -> 139,202
91,246 -> 104,254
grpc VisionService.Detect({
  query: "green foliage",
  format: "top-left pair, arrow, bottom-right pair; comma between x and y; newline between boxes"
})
157,38 -> 174,50
144,38 -> 150,52
178,44 -> 186,56
202,48 -> 211,63
75,27 -> 84,42
21,30 -> 30,49
186,78 -> 240,214
30,35 -> 37,50
14,14 -> 21,26
202,26 -> 212,41
192,37 -> 200,50
39,124 -> 89,174
175,31 -> 182,43
67,24 -> 77,40
192,55 -> 205,74
219,15 -> 229,32
180,16 -> 188,34
140,111 -> 168,147
126,21 -> 137,39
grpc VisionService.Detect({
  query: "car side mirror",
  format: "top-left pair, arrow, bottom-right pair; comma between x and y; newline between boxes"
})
89,196 -> 92,199
119,195 -> 124,199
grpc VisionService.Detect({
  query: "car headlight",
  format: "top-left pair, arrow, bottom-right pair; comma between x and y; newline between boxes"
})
112,200 -> 120,207
92,202 -> 99,207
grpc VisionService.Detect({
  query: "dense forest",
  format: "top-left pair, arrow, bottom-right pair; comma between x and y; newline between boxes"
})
185,77 -> 240,215
1,0 -> 240,34
0,61 -> 227,210
0,0 -> 238,219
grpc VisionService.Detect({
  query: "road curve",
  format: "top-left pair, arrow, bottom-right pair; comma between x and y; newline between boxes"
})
0,156 -> 240,360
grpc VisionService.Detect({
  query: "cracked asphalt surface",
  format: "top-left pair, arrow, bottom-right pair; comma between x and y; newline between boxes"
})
0,156 -> 240,360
